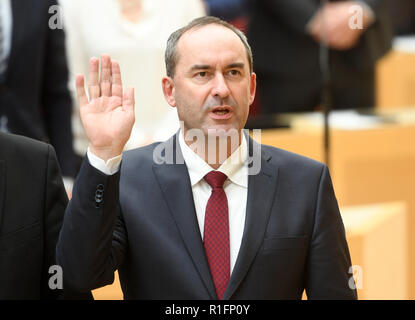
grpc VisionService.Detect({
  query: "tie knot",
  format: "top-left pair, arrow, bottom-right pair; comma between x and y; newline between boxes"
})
204,171 -> 227,189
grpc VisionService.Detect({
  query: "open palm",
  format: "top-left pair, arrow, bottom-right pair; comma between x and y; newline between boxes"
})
76,54 -> 135,161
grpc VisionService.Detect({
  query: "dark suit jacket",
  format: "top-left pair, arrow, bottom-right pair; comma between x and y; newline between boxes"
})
0,132 -> 91,299
0,0 -> 77,177
57,134 -> 357,299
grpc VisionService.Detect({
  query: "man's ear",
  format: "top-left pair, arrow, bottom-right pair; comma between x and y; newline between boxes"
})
162,77 -> 177,107
249,72 -> 257,106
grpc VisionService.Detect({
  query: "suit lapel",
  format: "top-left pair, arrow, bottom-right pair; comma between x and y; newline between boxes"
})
152,135 -> 217,299
224,139 -> 279,299
0,160 -> 6,230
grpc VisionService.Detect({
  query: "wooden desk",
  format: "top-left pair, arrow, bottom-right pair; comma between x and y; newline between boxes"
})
376,50 -> 415,109
92,271 -> 123,300
341,202 -> 408,299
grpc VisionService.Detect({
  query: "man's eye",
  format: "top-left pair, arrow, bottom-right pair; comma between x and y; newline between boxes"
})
228,70 -> 240,76
197,72 -> 207,77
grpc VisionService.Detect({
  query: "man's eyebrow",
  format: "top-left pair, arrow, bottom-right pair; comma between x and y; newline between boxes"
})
226,62 -> 245,69
188,62 -> 245,72
189,64 -> 212,72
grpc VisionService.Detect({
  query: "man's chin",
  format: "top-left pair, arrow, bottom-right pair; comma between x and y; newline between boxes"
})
204,124 -> 241,139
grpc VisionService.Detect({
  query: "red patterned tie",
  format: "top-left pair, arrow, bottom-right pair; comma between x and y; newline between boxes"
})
203,171 -> 230,300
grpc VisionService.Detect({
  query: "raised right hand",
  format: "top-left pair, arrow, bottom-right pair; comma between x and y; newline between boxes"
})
76,54 -> 135,161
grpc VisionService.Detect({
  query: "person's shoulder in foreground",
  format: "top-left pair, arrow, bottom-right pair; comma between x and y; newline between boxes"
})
0,132 -> 92,299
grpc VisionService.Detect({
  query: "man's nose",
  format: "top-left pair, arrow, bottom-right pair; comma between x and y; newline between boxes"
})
211,73 -> 230,99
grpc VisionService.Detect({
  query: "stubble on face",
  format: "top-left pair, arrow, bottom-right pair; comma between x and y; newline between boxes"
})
167,24 -> 256,166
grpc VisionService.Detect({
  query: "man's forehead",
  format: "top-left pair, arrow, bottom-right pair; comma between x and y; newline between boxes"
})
179,23 -> 243,45
176,24 -> 247,63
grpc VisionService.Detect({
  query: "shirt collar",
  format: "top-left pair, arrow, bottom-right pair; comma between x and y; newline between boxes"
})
178,130 -> 248,188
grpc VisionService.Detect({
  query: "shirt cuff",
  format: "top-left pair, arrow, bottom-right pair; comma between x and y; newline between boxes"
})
87,147 -> 122,175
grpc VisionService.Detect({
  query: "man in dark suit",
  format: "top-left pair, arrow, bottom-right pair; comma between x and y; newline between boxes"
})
57,16 -> 357,299
0,132 -> 91,299
0,0 -> 77,179
246,0 -> 393,113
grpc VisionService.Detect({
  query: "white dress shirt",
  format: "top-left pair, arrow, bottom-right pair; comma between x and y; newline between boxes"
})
0,0 -> 11,131
178,131 -> 248,274
87,130 -> 249,274
0,0 -> 12,75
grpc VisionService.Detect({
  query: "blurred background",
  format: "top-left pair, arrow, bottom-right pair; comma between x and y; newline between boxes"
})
1,0 -> 414,299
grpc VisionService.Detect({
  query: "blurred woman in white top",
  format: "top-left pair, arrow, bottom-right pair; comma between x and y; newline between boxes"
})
60,0 -> 206,154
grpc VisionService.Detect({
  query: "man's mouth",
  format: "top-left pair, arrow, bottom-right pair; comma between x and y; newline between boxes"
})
209,106 -> 233,119
213,108 -> 230,115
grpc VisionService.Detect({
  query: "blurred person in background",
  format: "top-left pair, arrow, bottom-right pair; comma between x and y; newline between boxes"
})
246,0 -> 393,115
204,0 -> 248,31
60,0 -> 205,155
0,0 -> 78,191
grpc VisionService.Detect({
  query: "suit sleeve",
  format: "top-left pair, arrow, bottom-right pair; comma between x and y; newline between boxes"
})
304,165 -> 357,300
41,145 -> 93,299
56,158 -> 127,293
42,0 -> 76,178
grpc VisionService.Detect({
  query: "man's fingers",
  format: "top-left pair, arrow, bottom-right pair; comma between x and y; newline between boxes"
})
88,57 -> 100,99
100,54 -> 112,97
123,87 -> 135,113
76,74 -> 89,108
111,60 -> 123,98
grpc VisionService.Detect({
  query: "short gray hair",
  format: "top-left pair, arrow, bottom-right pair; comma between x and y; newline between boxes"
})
165,16 -> 254,78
